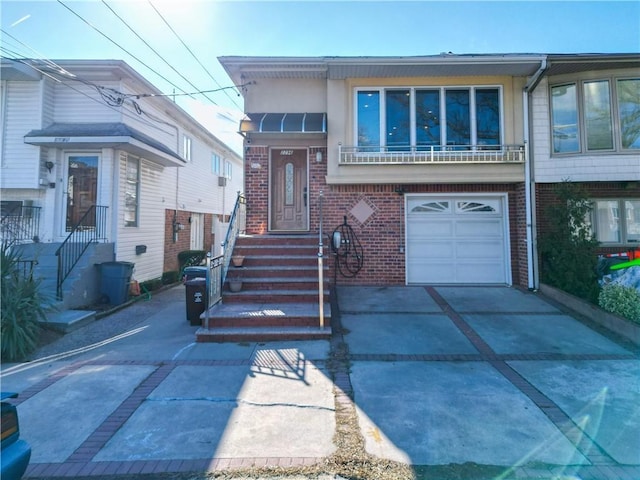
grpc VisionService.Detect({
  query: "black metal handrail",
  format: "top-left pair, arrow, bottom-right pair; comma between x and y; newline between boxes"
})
55,205 -> 108,300
0,206 -> 42,244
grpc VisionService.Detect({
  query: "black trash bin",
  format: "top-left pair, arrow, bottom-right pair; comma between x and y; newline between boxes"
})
185,277 -> 208,325
100,261 -> 135,305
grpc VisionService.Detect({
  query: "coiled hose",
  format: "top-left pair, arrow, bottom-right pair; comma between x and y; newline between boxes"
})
331,216 -> 364,279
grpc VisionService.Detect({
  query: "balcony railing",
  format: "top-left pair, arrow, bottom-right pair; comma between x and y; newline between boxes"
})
338,144 -> 525,165
0,205 -> 42,244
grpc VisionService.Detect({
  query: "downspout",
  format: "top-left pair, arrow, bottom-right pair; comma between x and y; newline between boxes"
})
523,59 -> 548,290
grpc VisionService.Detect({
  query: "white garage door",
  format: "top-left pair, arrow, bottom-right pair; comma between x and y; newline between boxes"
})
406,195 -> 509,284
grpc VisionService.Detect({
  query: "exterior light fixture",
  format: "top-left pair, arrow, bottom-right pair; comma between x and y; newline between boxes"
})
316,151 -> 323,162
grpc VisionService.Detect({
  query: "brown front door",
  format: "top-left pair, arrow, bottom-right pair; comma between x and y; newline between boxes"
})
270,148 -> 308,231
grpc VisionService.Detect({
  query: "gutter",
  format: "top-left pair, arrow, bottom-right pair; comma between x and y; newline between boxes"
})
523,59 -> 548,290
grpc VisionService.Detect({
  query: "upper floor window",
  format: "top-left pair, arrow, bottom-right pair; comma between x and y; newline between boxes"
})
211,153 -> 221,175
224,160 -> 232,180
124,156 -> 140,227
550,77 -> 639,154
356,86 -> 502,150
183,135 -> 192,162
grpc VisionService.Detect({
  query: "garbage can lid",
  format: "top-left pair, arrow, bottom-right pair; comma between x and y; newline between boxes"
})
184,266 -> 207,272
185,277 -> 207,285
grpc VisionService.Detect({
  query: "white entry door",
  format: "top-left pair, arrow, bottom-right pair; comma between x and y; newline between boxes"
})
190,213 -> 204,250
406,195 -> 510,284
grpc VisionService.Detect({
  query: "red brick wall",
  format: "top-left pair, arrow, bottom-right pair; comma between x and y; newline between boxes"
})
163,210 -> 218,273
244,146 -> 529,287
535,181 -> 640,257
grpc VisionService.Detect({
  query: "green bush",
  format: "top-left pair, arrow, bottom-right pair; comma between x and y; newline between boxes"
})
140,278 -> 163,293
162,270 -> 180,285
599,284 -> 640,323
177,250 -> 206,271
538,181 -> 600,303
1,242 -> 49,361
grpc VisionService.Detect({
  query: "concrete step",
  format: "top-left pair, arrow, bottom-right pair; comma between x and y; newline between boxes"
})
200,301 -> 331,329
43,309 -> 97,333
196,326 -> 332,342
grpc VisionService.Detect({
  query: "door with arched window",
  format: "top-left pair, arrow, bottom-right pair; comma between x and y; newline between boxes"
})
270,148 -> 308,231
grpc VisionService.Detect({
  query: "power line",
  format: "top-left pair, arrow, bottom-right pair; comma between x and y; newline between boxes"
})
56,0 -> 195,100
147,0 -> 243,110
100,0 -> 218,105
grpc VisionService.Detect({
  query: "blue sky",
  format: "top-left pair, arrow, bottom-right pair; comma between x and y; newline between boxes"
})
1,0 -> 638,140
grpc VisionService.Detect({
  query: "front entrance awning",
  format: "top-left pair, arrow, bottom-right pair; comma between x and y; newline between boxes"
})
240,113 -> 326,136
24,122 -> 186,167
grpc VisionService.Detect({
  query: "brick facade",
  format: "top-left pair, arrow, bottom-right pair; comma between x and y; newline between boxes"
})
163,209 -> 218,273
244,146 -> 530,287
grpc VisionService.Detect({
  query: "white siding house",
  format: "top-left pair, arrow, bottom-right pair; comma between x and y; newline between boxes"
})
0,58 -> 242,308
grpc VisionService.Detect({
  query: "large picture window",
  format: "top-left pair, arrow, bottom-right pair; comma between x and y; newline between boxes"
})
356,86 -> 501,149
591,199 -> 640,244
551,77 -> 639,154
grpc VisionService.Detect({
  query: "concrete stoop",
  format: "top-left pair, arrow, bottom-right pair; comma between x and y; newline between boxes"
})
43,309 -> 97,333
197,234 -> 332,343
196,301 -> 332,342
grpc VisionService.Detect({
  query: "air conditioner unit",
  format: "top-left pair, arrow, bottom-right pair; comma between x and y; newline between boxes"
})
218,176 -> 227,187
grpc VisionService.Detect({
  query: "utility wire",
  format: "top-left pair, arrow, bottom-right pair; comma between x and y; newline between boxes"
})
0,28 -> 74,78
147,0 -> 243,110
100,0 -> 217,105
56,0 -> 195,100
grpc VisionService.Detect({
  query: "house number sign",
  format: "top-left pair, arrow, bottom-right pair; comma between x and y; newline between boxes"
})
280,150 -> 294,155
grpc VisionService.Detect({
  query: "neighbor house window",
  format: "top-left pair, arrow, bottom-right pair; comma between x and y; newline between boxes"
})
124,156 -> 140,227
617,78 -> 640,150
551,83 -> 579,153
183,135 -> 192,162
211,153 -> 221,174
551,77 -> 639,154
225,160 -> 232,180
591,199 -> 640,244
356,86 -> 501,149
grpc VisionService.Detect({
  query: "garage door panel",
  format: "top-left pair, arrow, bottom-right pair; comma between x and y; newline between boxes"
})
407,195 -> 508,285
408,262 -> 456,283
456,240 -> 504,258
408,219 -> 454,237
455,219 -> 503,237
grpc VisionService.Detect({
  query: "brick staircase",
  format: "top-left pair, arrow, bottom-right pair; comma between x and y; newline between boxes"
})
196,234 -> 331,342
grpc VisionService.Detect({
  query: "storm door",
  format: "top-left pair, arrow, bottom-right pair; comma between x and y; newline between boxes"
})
65,155 -> 98,232
270,149 -> 308,231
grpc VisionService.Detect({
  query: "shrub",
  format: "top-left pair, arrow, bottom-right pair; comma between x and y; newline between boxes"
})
140,278 -> 163,293
177,250 -> 206,271
1,242 -> 49,361
599,284 -> 640,323
538,181 -> 600,303
162,270 -> 180,285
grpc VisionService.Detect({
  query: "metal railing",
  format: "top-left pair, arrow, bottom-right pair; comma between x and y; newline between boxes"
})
220,192 -> 246,285
0,205 -> 42,244
317,191 -> 325,328
205,192 -> 246,321
339,144 -> 525,165
55,205 -> 108,300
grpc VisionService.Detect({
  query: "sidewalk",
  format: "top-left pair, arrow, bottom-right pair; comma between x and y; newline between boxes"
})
1,284 -> 638,480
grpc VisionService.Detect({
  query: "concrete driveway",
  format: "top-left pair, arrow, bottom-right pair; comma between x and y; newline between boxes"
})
0,284 -> 638,480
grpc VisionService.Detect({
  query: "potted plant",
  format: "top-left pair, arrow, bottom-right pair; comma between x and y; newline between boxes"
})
231,255 -> 245,267
228,278 -> 243,292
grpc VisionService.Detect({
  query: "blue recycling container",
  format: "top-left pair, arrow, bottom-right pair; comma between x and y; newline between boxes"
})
100,261 -> 135,305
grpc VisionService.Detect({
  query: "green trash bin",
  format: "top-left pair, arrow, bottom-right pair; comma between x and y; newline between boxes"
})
100,261 -> 134,305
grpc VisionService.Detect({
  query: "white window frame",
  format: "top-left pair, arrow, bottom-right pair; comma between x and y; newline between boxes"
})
124,155 -> 140,228
211,153 -> 221,175
183,135 -> 192,162
225,160 -> 232,180
354,85 -> 504,148
590,198 -> 640,245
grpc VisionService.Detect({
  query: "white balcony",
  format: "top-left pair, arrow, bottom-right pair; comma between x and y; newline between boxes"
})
338,144 -> 525,165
